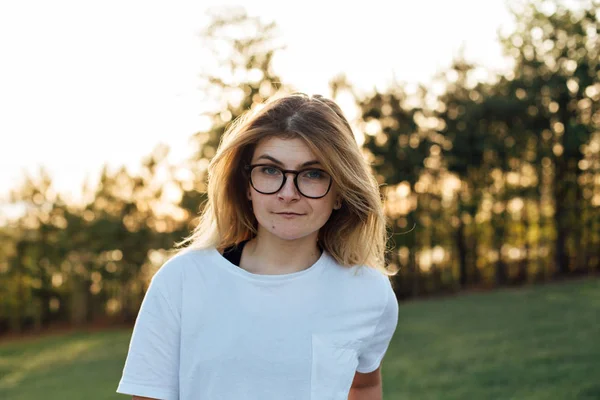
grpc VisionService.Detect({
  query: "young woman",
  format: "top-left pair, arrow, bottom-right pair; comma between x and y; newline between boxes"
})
116,93 -> 399,400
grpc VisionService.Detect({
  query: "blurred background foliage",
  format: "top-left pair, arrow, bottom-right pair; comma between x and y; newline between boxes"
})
1,0 -> 599,336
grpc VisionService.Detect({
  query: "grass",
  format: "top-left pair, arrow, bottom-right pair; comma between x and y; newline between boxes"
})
0,328 -> 131,400
1,277 -> 599,399
382,277 -> 600,399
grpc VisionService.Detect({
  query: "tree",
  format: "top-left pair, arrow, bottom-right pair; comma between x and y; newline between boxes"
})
499,0 -> 600,275
357,86 -> 434,296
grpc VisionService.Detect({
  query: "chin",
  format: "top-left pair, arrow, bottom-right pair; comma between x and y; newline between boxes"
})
262,225 -> 315,242
272,231 -> 311,242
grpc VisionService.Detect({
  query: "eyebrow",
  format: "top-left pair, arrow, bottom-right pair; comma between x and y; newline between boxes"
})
255,154 -> 321,168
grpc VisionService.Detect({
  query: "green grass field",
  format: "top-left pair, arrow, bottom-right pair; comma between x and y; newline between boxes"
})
1,277 -> 599,399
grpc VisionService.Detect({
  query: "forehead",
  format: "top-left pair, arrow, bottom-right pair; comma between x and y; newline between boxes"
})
252,137 -> 320,166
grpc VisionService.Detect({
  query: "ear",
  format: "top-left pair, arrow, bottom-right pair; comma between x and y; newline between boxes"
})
334,197 -> 342,210
247,187 -> 252,201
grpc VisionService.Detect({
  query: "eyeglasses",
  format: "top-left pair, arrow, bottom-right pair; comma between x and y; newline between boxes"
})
245,164 -> 333,199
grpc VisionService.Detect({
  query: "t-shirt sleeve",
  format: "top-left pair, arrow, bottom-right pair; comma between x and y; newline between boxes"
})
356,276 -> 399,373
116,263 -> 181,399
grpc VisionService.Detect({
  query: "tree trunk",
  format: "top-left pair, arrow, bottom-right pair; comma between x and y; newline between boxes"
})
456,219 -> 468,287
517,198 -> 530,283
552,153 -> 570,275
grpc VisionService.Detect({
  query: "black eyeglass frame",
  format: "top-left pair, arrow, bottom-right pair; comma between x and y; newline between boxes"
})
244,163 -> 333,199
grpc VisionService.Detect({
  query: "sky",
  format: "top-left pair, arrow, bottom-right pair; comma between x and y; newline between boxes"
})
0,0 -> 517,213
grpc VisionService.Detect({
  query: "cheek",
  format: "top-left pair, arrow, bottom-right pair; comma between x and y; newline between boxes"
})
251,198 -> 275,223
309,202 -> 335,223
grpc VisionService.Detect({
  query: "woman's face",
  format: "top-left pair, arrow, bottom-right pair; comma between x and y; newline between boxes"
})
247,136 -> 341,242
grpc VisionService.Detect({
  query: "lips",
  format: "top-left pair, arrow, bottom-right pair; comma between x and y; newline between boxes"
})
277,212 -> 303,215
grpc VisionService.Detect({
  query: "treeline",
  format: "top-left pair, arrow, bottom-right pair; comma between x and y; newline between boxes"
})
0,1 -> 598,335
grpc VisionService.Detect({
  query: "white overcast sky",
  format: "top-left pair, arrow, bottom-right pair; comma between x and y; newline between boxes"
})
0,0 -> 517,208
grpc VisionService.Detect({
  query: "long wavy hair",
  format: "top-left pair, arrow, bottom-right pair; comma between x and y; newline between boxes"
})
173,92 -> 395,276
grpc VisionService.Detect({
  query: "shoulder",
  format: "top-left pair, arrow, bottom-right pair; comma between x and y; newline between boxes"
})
353,265 -> 395,303
341,259 -> 392,286
326,255 -> 395,302
349,265 -> 398,333
151,247 -> 213,289
145,248 -> 216,312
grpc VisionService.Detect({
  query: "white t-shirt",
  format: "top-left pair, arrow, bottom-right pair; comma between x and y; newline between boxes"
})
116,247 -> 399,400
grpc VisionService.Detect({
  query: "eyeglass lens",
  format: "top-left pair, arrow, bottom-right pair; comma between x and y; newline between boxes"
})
250,166 -> 331,198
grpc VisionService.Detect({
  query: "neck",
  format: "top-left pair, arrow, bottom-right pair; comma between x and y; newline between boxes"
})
243,232 -> 322,275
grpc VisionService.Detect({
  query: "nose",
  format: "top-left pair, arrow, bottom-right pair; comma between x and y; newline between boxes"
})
277,173 -> 301,201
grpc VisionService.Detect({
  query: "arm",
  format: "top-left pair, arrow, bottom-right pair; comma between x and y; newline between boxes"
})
352,275 -> 399,399
116,257 -> 183,400
348,366 -> 382,400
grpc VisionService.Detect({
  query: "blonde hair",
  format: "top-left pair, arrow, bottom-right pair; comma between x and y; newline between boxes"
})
174,92 -> 396,276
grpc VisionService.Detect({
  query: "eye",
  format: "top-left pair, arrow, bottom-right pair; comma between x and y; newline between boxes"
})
302,169 -> 325,179
260,166 -> 281,176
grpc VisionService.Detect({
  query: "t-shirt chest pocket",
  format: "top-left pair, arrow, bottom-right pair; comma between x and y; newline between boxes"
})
310,333 -> 362,400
